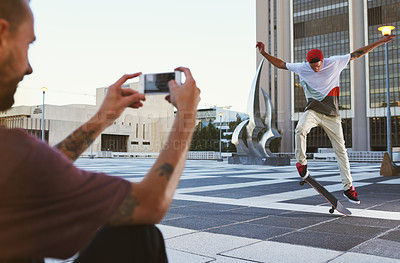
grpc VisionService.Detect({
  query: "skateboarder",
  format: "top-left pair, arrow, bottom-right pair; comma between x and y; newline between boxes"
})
256,34 -> 395,204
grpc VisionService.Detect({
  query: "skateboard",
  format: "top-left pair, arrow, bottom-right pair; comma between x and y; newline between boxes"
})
299,175 -> 351,216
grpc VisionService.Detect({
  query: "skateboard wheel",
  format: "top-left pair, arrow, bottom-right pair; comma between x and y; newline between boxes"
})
299,181 -> 305,186
329,208 -> 334,214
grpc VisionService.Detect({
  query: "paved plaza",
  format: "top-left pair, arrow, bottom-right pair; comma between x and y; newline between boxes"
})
49,158 -> 400,262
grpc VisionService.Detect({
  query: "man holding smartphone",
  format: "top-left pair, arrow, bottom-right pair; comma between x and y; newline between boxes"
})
0,0 -> 200,262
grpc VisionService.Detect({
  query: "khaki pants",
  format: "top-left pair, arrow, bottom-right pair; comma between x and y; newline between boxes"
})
295,110 -> 353,190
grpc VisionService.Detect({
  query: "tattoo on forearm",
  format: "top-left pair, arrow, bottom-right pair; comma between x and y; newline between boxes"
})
351,50 -> 365,59
157,163 -> 174,181
55,129 -> 96,161
108,193 -> 139,225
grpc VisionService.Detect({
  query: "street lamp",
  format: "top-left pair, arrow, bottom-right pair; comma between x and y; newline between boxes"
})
378,25 -> 395,160
218,112 -> 223,162
41,87 -> 47,141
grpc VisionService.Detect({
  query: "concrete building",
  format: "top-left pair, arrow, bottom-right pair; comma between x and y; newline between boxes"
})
0,82 -> 174,157
196,107 -> 247,127
256,0 -> 400,153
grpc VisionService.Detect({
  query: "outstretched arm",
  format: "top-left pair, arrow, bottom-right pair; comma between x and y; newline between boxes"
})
55,73 -> 146,161
350,35 -> 395,60
107,67 -> 201,225
256,41 -> 288,70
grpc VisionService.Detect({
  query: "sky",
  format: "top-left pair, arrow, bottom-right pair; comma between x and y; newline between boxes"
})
15,0 -> 257,113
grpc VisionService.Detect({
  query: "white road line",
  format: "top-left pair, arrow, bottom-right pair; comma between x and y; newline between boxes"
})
173,194 -> 400,221
175,179 -> 293,194
378,178 -> 400,184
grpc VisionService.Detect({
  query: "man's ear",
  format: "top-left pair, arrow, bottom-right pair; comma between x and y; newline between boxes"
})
0,19 -> 10,49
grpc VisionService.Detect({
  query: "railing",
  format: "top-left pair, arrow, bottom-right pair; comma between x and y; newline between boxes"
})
187,151 -> 233,160
82,150 -> 399,163
83,151 -> 159,158
313,151 -> 400,163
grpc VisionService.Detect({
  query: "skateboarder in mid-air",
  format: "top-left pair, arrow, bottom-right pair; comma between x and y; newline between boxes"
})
256,34 -> 395,204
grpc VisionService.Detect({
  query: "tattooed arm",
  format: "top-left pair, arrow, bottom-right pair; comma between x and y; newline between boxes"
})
350,35 -> 395,61
54,114 -> 105,161
55,73 -> 145,161
107,67 -> 201,226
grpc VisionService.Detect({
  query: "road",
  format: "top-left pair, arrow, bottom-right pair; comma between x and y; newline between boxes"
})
68,158 -> 400,263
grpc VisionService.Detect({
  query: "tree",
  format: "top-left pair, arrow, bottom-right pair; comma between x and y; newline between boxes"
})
189,115 -> 286,153
190,116 -> 244,152
190,121 -> 220,151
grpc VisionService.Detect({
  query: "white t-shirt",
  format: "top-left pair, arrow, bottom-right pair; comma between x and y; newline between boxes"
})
286,54 -> 350,116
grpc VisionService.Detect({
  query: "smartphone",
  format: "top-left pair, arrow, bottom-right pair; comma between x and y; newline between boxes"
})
138,71 -> 181,94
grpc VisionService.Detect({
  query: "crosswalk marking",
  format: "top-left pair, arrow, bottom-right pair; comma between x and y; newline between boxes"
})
76,159 -> 400,221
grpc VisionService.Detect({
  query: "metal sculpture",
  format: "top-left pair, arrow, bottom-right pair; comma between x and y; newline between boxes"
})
232,58 -> 281,158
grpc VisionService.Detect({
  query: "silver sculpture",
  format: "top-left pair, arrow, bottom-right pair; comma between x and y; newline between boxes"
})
232,58 -> 281,158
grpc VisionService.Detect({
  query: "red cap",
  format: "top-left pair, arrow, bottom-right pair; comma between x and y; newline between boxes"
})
306,49 -> 324,63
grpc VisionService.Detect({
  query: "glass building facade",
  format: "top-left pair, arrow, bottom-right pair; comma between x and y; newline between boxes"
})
257,0 -> 400,152
367,0 -> 400,150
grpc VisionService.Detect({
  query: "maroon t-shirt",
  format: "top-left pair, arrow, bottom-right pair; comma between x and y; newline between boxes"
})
0,128 -> 131,259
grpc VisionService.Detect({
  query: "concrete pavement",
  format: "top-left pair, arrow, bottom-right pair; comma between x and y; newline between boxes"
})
48,158 -> 400,262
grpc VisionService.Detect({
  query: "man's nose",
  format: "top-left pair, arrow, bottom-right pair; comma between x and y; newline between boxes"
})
26,62 -> 33,75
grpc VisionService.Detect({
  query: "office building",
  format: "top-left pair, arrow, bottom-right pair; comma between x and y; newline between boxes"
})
256,0 -> 399,153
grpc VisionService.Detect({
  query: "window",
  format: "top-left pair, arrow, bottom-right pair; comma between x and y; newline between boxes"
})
367,1 -> 400,109
101,134 -> 128,152
370,116 -> 400,151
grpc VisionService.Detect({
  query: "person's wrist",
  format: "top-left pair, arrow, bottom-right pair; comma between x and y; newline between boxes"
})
176,109 -> 197,130
379,36 -> 389,43
176,109 -> 197,119
91,111 -> 114,129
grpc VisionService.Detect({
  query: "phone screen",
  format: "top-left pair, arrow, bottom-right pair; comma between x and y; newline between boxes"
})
144,72 -> 175,93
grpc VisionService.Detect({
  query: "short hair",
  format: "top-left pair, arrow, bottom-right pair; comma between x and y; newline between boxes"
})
0,0 -> 30,34
309,57 -> 321,63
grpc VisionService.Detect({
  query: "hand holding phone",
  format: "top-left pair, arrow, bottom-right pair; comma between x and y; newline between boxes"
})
166,67 -> 200,112
138,71 -> 182,94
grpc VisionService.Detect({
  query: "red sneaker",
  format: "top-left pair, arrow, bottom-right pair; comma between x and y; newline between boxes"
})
343,186 -> 360,204
296,162 -> 309,178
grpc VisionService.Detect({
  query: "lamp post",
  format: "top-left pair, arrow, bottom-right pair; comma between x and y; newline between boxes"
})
378,25 -> 395,160
41,87 -> 47,141
218,112 -> 223,162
